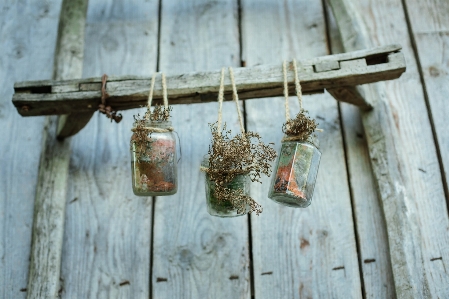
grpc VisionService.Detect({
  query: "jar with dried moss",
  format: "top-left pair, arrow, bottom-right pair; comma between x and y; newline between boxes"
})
268,140 -> 320,207
131,120 -> 177,196
201,157 -> 251,217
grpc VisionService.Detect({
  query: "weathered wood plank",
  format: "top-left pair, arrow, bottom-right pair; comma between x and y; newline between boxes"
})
403,0 -> 449,213
325,5 -> 396,298
26,0 -> 88,298
328,0 -> 449,297
241,0 -> 362,298
0,1 -> 62,298
59,1 -> 159,298
12,45 -> 405,117
151,0 -> 250,298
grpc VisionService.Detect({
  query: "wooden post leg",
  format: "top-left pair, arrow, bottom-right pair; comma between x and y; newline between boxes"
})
27,0 -> 88,298
57,112 -> 94,139
327,0 -> 427,297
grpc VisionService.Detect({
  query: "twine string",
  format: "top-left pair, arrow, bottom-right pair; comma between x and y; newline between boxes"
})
217,68 -> 225,132
281,59 -> 323,143
292,59 -> 303,110
146,72 -> 157,117
138,72 -> 172,132
162,73 -> 169,109
283,61 -> 290,121
228,67 -> 245,134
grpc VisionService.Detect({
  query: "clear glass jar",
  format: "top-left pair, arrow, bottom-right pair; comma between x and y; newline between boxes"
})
201,157 -> 250,217
130,120 -> 177,196
268,140 -> 321,207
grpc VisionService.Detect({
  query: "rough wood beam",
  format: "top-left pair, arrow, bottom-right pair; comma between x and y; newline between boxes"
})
26,0 -> 88,298
12,45 -> 405,119
327,0 -> 426,297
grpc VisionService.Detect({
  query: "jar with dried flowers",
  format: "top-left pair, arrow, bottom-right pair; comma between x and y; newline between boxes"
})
130,72 -> 177,196
131,119 -> 177,196
201,67 -> 276,217
268,60 -> 321,208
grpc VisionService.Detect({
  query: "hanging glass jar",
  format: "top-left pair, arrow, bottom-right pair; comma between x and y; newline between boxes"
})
130,72 -> 177,196
268,59 -> 321,208
268,140 -> 320,207
131,120 -> 177,196
201,157 -> 251,217
201,67 -> 275,217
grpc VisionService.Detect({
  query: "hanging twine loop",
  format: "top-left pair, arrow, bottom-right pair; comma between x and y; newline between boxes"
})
282,60 -> 322,142
132,72 -> 173,133
229,67 -> 245,134
201,66 -> 247,173
98,74 -> 123,123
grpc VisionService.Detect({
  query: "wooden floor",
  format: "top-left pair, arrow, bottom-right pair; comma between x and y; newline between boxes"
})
1,0 -> 448,298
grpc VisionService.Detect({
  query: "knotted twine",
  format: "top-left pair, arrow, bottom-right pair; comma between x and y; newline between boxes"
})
98,74 -> 123,123
281,59 -> 321,142
131,72 -> 174,133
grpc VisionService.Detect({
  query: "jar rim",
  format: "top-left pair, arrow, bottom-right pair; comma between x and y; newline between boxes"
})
133,120 -> 172,128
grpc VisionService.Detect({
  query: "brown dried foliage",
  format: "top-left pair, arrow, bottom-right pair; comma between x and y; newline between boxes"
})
131,105 -> 172,161
131,114 -> 152,161
206,123 -> 277,215
282,109 -> 318,141
145,104 -> 172,122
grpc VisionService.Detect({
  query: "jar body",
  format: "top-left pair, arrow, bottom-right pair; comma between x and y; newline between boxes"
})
268,140 -> 321,207
202,158 -> 250,217
130,121 -> 177,196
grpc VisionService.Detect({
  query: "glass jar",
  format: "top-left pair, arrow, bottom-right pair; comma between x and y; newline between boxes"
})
130,120 -> 177,196
201,157 -> 250,217
268,140 -> 321,207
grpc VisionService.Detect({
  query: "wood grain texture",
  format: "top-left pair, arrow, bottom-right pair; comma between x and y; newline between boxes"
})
241,0 -> 362,298
328,0 -> 449,297
26,1 -> 89,298
325,6 -> 396,298
151,0 -> 250,298
12,45 -> 405,117
0,2 -> 61,298
403,0 -> 449,212
59,0 -> 159,298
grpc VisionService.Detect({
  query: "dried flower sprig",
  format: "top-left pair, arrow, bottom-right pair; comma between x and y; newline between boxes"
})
132,103 -> 173,161
131,114 -> 153,161
214,185 -> 263,215
205,122 -> 277,214
145,104 -> 172,122
282,109 -> 318,141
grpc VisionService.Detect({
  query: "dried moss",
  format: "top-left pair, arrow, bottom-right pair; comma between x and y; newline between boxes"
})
205,123 -> 277,215
282,109 -> 318,141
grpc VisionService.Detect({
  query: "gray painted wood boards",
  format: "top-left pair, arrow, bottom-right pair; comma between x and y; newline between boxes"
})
26,1 -> 88,298
404,0 -> 449,214
328,0 -> 449,297
60,0 -> 159,297
325,6 -> 396,298
0,1 -> 61,298
152,0 -> 251,298
2,0 -> 449,298
241,0 -> 361,297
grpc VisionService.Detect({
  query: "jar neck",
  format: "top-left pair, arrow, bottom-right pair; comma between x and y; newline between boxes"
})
134,120 -> 172,129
